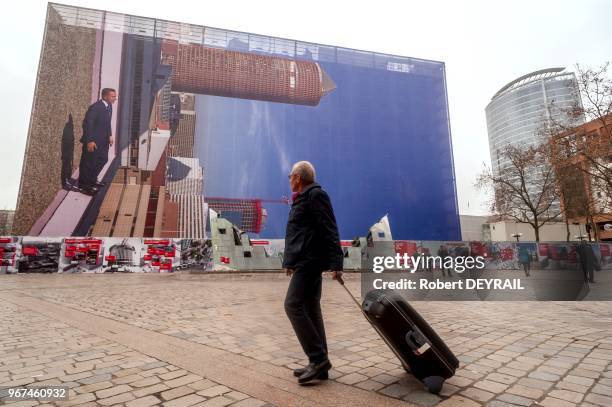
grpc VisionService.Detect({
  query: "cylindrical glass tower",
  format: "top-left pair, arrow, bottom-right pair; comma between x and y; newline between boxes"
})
486,67 -> 583,175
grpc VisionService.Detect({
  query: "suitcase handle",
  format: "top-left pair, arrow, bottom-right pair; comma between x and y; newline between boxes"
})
339,279 -> 363,310
406,330 -> 431,355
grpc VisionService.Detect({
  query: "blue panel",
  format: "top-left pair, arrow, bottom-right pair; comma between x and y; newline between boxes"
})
195,55 -> 460,240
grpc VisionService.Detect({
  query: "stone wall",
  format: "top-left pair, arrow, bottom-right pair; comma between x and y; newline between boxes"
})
13,7 -> 97,234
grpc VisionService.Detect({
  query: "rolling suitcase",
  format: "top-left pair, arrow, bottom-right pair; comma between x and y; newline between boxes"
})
341,284 -> 459,394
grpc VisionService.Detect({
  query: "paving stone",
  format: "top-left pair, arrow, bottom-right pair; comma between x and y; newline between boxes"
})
569,368 -> 600,379
460,387 -> 494,402
555,380 -> 589,393
436,395 -> 481,406
126,395 -> 162,407
591,383 -> 612,397
228,399 -> 268,407
371,373 -> 399,385
446,376 -> 474,388
358,366 -> 385,377
564,375 -> 595,386
336,372 -> 368,385
487,354 -> 513,363
473,379 -> 509,393
77,373 -> 112,385
114,373 -> 145,385
506,384 -> 544,399
354,379 -> 386,391
548,389 -> 584,403
74,353 -> 106,362
455,369 -> 485,380
403,391 -> 442,406
196,385 -> 231,398
224,391 -> 249,401
527,370 -> 560,381
162,385 -> 197,401
538,396 -> 576,407
478,358 -> 503,368
163,393 -> 206,407
496,393 -> 535,406
133,383 -> 170,398
75,380 -> 115,394
95,384 -> 133,399
160,370 -> 188,381
194,395 -> 234,407
585,392 -> 612,407
164,374 -> 202,389
131,376 -> 161,388
517,377 -> 554,391
598,378 -> 612,387
56,392 -> 96,406
98,391 -> 136,405
379,383 -> 412,398
140,361 -> 167,370
486,372 -> 519,385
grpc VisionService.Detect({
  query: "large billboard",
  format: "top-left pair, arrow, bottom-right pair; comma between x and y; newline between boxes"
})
13,3 -> 460,240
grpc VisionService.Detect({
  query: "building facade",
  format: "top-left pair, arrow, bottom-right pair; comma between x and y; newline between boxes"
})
0,210 -> 14,235
551,114 -> 612,241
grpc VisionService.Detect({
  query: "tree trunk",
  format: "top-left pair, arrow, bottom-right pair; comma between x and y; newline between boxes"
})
590,215 -> 600,242
565,216 -> 570,242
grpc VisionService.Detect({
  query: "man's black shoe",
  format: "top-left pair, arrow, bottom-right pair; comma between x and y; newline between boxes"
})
72,185 -> 98,196
293,365 -> 308,377
63,178 -> 76,190
293,364 -> 329,379
298,360 -> 331,384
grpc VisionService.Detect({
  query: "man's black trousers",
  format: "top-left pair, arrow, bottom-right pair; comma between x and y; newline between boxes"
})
284,269 -> 328,364
78,143 -> 108,188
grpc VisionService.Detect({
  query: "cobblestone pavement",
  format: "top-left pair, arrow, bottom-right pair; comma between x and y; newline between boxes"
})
0,299 -> 271,407
1,273 -> 612,407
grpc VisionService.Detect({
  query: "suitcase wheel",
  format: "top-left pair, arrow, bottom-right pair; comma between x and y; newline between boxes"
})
422,376 -> 444,395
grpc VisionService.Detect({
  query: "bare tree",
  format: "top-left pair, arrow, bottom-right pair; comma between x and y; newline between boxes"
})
476,144 -> 561,241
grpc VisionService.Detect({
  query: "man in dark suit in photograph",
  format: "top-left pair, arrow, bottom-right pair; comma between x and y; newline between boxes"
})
75,88 -> 116,196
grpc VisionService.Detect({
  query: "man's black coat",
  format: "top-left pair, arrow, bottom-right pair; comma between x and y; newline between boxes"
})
81,100 -> 112,146
78,100 -> 112,188
283,183 -> 343,272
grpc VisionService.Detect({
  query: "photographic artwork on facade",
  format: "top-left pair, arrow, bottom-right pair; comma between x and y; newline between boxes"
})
13,3 -> 459,241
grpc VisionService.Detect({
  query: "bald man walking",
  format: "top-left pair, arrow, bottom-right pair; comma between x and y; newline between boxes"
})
283,161 -> 344,385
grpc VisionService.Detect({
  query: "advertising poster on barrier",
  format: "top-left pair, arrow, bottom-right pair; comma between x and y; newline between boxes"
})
482,242 -> 516,270
538,242 -> 580,270
142,238 -> 181,272
17,237 -> 62,273
58,238 -> 105,273
102,238 -> 143,272
179,239 -> 213,271
0,236 -> 21,274
599,243 -> 612,269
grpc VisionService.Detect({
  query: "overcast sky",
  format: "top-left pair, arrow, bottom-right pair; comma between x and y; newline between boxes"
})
0,0 -> 610,213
